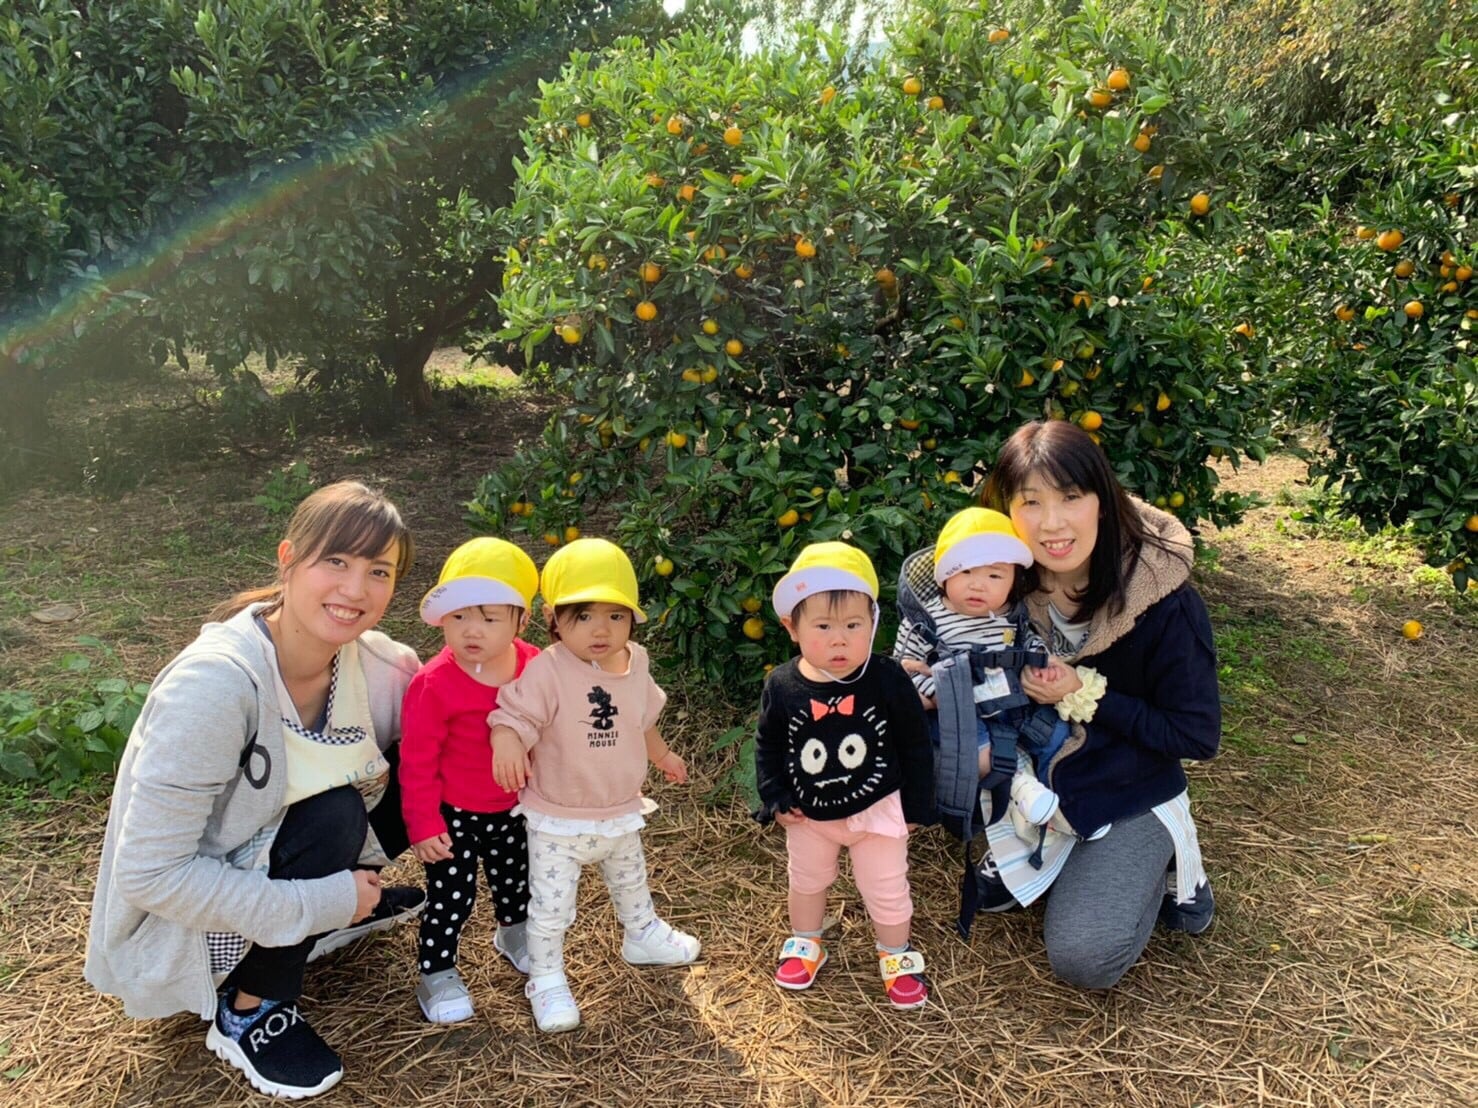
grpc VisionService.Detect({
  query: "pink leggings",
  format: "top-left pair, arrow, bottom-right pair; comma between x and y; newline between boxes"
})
786,819 -> 913,926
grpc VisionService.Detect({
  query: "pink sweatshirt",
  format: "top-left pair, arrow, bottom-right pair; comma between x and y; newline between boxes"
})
487,641 -> 666,821
399,640 -> 540,844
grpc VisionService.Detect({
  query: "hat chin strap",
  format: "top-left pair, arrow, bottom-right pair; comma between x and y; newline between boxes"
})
808,608 -> 881,686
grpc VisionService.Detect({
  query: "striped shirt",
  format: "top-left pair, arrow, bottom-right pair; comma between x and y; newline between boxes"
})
893,594 -> 1046,701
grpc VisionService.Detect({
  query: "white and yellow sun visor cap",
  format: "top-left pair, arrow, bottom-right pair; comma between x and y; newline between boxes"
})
772,542 -> 880,621
539,537 -> 646,622
420,537 -> 539,625
933,507 -> 1032,585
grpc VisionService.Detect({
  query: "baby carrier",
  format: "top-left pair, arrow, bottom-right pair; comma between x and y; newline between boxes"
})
896,547 -> 1066,937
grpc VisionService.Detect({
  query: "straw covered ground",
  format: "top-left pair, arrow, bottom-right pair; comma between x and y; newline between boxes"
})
1,375 -> 1475,1107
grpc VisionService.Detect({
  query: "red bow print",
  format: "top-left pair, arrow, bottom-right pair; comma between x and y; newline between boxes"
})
810,696 -> 855,720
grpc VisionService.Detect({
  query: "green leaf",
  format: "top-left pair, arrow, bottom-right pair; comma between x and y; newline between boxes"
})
0,750 -> 37,780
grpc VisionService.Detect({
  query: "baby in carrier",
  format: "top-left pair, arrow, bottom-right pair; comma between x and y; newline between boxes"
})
894,508 -> 1071,931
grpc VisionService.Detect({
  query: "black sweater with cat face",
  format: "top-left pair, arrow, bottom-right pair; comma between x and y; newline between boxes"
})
754,655 -> 934,825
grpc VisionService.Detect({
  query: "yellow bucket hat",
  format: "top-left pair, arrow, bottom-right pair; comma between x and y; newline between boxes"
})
933,507 -> 1032,584
772,541 -> 879,620
540,537 -> 646,622
420,537 -> 539,625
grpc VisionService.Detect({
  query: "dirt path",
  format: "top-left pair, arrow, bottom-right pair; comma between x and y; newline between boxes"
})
1,400 -> 1474,1107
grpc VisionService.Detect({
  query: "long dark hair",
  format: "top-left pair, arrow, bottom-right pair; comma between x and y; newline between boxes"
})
981,421 -> 1173,621
210,480 -> 413,622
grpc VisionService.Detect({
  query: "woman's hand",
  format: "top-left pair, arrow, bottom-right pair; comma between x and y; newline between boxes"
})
773,809 -> 807,827
351,869 -> 382,923
654,750 -> 688,784
1021,657 -> 1083,704
492,730 -> 530,792
412,833 -> 454,863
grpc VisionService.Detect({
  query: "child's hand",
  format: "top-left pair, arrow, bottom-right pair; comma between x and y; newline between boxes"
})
773,809 -> 807,827
412,833 -> 454,863
653,750 -> 688,784
492,736 -> 531,792
898,659 -> 936,708
1022,657 -> 1082,704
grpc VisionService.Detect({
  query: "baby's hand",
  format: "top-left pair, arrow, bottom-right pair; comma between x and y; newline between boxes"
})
773,809 -> 807,827
492,733 -> 530,791
412,833 -> 455,863
899,658 -> 933,679
655,750 -> 688,784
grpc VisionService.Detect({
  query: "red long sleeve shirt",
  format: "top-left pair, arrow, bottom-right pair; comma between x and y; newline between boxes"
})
399,640 -> 540,844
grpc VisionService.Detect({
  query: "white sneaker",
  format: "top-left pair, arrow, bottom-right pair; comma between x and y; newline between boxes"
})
416,968 -> 474,1024
1010,772 -> 1060,826
526,973 -> 580,1033
493,924 -> 530,974
621,919 -> 701,966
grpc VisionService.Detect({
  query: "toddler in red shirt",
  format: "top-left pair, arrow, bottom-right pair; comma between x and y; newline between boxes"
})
400,538 -> 540,1024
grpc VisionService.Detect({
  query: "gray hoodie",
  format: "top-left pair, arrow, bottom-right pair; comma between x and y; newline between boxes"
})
84,605 -> 420,1019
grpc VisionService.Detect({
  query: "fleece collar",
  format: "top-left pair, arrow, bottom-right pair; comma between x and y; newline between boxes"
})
1024,498 -> 1193,662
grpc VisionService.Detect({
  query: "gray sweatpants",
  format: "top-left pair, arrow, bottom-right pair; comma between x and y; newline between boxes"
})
1043,810 -> 1174,989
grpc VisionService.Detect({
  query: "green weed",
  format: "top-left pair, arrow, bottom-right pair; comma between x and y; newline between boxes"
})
0,637 -> 147,795
254,461 -> 314,518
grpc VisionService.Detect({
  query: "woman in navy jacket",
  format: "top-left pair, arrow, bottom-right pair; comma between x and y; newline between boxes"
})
979,419 -> 1220,989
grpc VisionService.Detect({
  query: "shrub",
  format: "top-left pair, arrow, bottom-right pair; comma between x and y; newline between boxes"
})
0,640 -> 149,795
475,3 -> 1276,688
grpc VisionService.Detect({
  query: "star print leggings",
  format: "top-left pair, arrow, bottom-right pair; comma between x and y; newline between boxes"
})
417,805 -> 529,975
525,827 -> 658,978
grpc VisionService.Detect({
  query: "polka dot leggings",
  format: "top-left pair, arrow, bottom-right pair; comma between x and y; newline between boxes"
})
418,806 -> 529,974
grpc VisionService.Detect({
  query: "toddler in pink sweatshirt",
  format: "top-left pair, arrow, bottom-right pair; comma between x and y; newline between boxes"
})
490,538 -> 700,1034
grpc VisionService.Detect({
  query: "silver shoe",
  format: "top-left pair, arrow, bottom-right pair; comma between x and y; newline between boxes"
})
416,967 -> 474,1024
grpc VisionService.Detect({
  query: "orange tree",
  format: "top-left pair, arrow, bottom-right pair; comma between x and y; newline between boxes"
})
474,2 -> 1274,685
1248,91 -> 1478,589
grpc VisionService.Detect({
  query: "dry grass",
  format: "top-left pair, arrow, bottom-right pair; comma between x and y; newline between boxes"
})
1,399 -> 1475,1107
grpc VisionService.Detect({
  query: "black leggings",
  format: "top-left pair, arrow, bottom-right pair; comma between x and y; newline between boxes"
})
418,806 -> 529,974
224,746 -> 410,1001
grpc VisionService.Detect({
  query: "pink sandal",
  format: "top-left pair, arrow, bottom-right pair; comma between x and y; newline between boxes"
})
879,947 -> 928,1009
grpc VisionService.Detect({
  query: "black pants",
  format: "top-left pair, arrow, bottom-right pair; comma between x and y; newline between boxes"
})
418,806 -> 529,974
224,744 -> 410,1002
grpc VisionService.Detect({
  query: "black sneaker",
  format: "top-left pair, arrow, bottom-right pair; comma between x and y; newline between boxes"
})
307,884 -> 425,963
975,849 -> 1023,913
206,995 -> 343,1098
1159,877 -> 1215,934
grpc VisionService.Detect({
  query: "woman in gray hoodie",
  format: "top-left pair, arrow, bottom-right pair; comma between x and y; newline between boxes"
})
86,480 -> 424,1099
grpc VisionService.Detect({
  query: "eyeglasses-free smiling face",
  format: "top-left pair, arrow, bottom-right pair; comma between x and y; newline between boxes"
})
782,591 -> 876,681
941,562 -> 1015,617
552,602 -> 633,671
1007,474 -> 1101,588
276,542 -> 399,648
